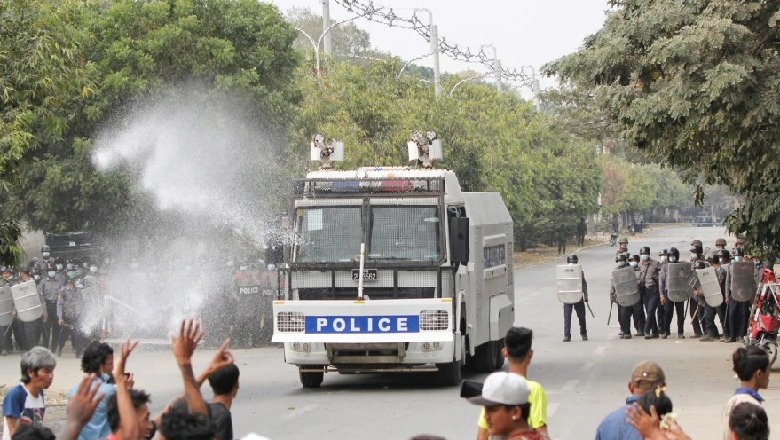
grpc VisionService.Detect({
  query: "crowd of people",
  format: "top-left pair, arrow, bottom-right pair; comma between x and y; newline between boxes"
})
606,236 -> 763,343
2,319 -> 244,440
0,247 -> 280,360
458,326 -> 769,440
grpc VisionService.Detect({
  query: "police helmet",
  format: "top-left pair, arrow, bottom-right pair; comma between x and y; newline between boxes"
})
616,253 -> 628,263
690,239 -> 703,247
659,248 -> 668,256
690,244 -> 703,255
695,261 -> 707,270
640,246 -> 650,255
0,266 -> 8,273
732,247 -> 745,257
668,247 -> 680,259
631,254 -> 640,262
707,255 -> 720,265
715,238 -> 727,247
619,237 -> 628,245
566,254 -> 579,264
717,249 -> 731,261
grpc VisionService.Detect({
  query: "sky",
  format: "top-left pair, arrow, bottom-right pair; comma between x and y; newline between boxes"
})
267,0 -> 611,92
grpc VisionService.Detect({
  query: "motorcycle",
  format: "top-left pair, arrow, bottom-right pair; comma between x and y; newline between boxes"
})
609,232 -> 618,247
745,268 -> 780,366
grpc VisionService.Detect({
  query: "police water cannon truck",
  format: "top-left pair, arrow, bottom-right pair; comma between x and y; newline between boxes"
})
272,132 -> 515,387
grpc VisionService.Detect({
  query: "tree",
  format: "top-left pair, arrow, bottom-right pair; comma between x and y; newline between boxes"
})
5,0 -> 302,236
544,0 -> 780,250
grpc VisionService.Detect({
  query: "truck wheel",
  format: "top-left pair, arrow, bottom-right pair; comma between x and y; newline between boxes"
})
494,338 -> 505,369
471,340 -> 498,373
299,367 -> 324,388
436,358 -> 462,386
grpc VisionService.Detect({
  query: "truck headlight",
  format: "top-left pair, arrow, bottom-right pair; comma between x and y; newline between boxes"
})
277,311 -> 304,332
420,310 -> 449,331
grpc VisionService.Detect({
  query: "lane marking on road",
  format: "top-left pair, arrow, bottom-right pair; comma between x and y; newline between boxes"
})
283,404 -> 319,420
592,345 -> 607,356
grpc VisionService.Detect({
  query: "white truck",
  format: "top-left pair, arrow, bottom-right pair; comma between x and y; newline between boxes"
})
272,134 -> 514,387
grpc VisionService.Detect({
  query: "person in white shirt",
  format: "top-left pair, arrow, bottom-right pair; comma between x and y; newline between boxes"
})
2,347 -> 56,440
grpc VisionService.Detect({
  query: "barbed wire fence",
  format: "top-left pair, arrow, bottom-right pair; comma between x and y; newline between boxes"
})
333,0 -> 537,88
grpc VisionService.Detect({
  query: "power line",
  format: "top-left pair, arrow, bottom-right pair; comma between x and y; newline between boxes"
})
333,0 -> 535,87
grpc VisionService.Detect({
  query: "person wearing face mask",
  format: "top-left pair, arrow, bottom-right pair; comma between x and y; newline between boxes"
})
628,255 -> 647,337
655,249 -> 668,338
688,241 -> 706,338
68,341 -> 120,440
56,279 -> 85,357
713,237 -> 728,257
699,255 -> 724,342
716,249 -> 731,341
54,259 -> 68,288
34,246 -> 52,276
40,263 -> 61,351
659,247 -> 687,339
637,247 -> 661,339
725,247 -> 755,343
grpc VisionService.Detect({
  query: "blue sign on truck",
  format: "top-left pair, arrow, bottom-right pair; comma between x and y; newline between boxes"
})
304,315 -> 420,334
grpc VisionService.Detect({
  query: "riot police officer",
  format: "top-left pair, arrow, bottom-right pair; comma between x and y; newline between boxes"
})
638,247 -> 661,339
616,237 -> 629,257
659,247 -> 686,338
688,241 -> 706,338
698,255 -> 723,342
40,263 -> 62,349
713,238 -> 728,257
56,278 -> 85,357
628,254 -> 646,336
724,247 -> 753,342
562,254 -> 588,342
612,253 -> 633,339
716,249 -> 730,339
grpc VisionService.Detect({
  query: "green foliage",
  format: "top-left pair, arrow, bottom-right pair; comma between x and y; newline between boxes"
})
2,0 -> 302,235
545,0 -> 780,250
290,59 -> 603,249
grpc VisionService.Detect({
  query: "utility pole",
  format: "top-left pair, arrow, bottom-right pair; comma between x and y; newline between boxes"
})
481,45 -> 501,91
415,8 -> 441,98
322,0 -> 332,56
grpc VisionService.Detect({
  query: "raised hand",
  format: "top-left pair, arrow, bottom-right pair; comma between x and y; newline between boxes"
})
112,339 -> 138,386
171,319 -> 204,366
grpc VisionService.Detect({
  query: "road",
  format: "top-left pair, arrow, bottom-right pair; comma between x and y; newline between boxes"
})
3,225 -> 778,439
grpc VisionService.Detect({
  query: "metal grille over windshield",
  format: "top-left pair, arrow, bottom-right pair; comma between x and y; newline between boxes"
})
370,207 -> 440,262
295,207 -> 362,263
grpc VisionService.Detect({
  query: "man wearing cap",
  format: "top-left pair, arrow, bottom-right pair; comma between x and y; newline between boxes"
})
638,248 -> 661,338
594,361 -> 667,440
464,372 -> 543,440
476,327 -> 549,440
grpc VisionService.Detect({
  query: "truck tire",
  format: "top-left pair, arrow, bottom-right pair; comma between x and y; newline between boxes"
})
436,358 -> 462,386
471,340 -> 499,373
299,367 -> 324,388
494,338 -> 505,369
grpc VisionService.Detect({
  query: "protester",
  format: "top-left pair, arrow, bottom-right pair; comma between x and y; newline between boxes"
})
464,372 -> 543,440
2,347 -> 56,440
594,360 -> 666,440
729,402 -> 769,440
67,342 -> 119,440
721,346 -> 770,440
476,327 -> 549,440
205,364 -> 239,440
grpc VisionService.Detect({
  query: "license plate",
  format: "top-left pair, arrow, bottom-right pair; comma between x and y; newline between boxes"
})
352,269 -> 378,280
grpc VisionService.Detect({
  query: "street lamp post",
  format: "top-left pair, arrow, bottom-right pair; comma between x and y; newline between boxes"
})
480,45 -> 501,91
295,11 -> 368,76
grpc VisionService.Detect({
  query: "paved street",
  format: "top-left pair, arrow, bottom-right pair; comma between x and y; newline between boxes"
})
1,225 -> 778,439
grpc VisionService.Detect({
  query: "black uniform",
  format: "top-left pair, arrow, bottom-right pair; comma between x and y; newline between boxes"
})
563,269 -> 588,341
659,261 -> 686,337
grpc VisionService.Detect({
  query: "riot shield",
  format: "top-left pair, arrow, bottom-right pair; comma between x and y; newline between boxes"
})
11,280 -> 43,322
612,266 -> 640,307
556,264 -> 584,304
730,262 -> 756,303
0,286 -> 13,327
666,262 -> 692,302
697,266 -> 723,307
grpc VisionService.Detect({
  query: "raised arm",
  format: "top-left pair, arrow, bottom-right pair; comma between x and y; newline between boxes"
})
171,319 -> 208,415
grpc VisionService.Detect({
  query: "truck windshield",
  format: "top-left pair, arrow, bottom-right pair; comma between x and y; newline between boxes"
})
369,206 -> 440,262
294,207 -> 363,263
